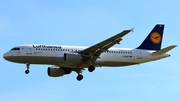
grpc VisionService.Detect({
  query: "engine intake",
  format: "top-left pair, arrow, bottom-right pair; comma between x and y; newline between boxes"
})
64,53 -> 82,63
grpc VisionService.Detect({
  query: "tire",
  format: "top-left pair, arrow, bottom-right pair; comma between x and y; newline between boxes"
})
88,66 -> 95,72
76,74 -> 83,81
25,70 -> 30,74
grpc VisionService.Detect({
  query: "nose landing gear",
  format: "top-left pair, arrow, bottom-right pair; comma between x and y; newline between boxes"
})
25,63 -> 30,74
25,70 -> 30,74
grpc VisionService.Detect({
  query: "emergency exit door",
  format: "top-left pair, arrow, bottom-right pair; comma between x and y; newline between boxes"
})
137,50 -> 142,59
26,47 -> 32,54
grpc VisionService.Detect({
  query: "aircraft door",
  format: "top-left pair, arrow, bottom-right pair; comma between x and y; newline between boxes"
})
137,50 -> 142,59
26,47 -> 32,54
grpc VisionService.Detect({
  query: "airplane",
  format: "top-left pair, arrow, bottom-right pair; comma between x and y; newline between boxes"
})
3,24 -> 177,81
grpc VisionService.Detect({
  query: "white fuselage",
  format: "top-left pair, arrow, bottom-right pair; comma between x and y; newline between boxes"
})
3,44 -> 170,68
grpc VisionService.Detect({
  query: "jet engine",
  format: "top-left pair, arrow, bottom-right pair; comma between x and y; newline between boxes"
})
64,53 -> 82,63
47,66 -> 71,77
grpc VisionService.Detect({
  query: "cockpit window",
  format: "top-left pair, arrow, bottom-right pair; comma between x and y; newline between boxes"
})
10,47 -> 20,51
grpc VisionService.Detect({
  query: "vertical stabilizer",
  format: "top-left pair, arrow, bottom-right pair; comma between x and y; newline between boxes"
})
137,24 -> 164,50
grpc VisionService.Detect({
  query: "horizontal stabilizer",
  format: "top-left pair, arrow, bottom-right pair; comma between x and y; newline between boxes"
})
151,45 -> 177,55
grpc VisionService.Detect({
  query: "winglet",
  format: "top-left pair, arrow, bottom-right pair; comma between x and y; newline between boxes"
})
151,45 -> 177,55
131,28 -> 134,32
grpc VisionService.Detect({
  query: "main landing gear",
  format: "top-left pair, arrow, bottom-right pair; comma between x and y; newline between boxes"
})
74,68 -> 84,81
75,66 -> 95,81
88,66 -> 95,72
77,74 -> 83,81
88,60 -> 95,72
25,63 -> 30,74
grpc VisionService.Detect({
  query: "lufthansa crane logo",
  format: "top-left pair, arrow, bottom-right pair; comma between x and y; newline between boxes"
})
150,32 -> 161,44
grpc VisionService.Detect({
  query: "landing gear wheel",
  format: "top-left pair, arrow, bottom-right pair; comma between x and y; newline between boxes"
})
88,66 -> 95,72
76,74 -> 83,81
25,70 -> 30,74
25,63 -> 30,74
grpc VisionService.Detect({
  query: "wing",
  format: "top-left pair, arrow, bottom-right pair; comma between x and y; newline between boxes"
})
81,28 -> 133,63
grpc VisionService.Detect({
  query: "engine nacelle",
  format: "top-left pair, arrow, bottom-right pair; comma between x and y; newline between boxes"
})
64,53 -> 82,63
47,67 -> 65,77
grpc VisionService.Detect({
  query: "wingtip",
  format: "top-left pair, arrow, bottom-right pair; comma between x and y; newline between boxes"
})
172,45 -> 178,47
130,28 -> 134,32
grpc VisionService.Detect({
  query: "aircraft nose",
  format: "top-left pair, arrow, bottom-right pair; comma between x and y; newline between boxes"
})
3,52 -> 11,60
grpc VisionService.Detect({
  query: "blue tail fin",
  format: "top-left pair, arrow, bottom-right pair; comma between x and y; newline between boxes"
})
137,24 -> 164,50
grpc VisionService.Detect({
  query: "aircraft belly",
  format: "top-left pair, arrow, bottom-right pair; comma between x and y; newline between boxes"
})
6,55 -> 84,68
94,61 -> 137,66
5,56 -> 63,64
